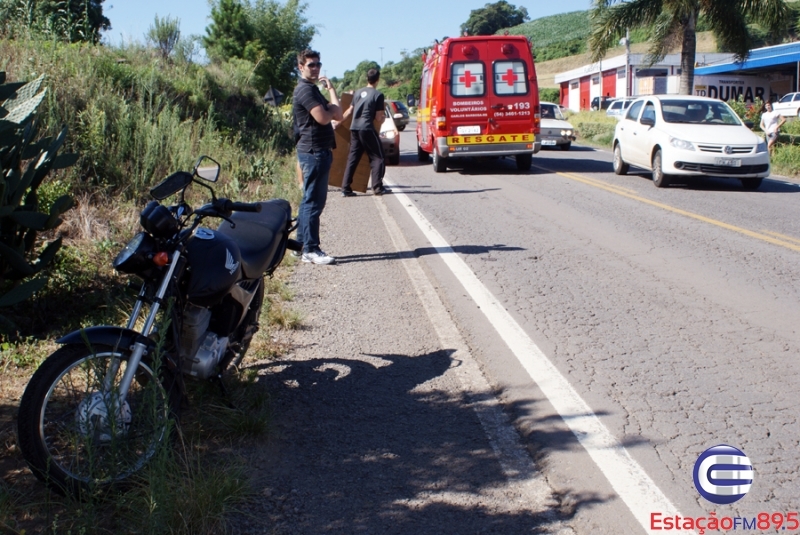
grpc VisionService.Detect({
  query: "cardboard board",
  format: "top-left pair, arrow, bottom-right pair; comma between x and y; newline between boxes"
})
328,92 -> 373,193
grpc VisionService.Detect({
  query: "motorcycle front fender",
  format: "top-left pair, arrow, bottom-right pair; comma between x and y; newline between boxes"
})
57,326 -> 156,354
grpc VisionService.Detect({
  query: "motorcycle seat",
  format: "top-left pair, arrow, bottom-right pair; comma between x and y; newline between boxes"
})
216,199 -> 291,278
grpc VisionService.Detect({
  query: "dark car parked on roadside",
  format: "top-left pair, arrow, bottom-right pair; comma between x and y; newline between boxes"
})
387,100 -> 410,131
591,95 -> 614,111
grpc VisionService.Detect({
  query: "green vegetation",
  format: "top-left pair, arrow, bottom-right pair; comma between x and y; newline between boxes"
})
0,73 -> 77,330
462,0 -> 529,36
204,0 -> 315,96
503,11 -> 651,63
0,0 -> 110,43
146,15 -> 181,59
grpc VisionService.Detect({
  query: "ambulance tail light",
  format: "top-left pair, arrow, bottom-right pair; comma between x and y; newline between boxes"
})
533,104 -> 540,131
436,110 -> 447,131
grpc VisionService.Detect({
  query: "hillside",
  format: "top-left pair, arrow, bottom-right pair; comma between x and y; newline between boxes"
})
535,31 -> 719,88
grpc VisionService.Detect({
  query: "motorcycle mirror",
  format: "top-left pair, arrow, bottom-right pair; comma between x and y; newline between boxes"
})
150,171 -> 194,200
193,155 -> 220,182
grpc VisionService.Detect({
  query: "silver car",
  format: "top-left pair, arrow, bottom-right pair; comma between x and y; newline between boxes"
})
539,102 -> 576,150
606,98 -> 636,119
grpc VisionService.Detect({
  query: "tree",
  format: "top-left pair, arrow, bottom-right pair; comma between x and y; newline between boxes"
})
203,0 -> 314,95
203,0 -> 253,61
146,15 -> 180,59
0,0 -> 110,42
589,0 -> 789,95
461,1 -> 529,36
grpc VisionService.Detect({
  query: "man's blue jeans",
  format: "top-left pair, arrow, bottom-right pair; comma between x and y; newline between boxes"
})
297,149 -> 332,253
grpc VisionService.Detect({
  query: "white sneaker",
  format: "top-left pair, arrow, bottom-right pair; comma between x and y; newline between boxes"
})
301,250 -> 335,265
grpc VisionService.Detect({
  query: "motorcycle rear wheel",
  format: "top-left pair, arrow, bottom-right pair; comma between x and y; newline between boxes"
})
17,343 -> 177,497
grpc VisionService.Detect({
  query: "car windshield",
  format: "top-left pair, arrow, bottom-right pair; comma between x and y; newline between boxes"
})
660,100 -> 741,125
541,104 -> 565,120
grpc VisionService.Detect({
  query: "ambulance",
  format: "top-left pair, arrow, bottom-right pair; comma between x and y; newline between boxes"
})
416,35 -> 541,172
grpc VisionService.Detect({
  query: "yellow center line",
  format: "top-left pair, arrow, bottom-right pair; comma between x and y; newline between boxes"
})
534,165 -> 800,253
761,229 -> 800,245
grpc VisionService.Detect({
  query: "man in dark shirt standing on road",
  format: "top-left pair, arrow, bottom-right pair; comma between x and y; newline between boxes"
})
293,49 -> 343,265
341,68 -> 390,197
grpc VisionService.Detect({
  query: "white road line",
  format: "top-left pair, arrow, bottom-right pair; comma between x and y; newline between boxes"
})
373,197 -> 567,528
381,183 -> 695,535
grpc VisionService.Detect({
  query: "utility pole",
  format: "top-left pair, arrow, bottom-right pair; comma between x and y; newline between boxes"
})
379,47 -> 384,65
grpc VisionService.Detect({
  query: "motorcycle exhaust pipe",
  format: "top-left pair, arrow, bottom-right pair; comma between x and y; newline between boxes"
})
286,239 -> 302,252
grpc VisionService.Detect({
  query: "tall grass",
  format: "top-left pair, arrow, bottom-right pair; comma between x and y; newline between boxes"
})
0,35 -> 298,202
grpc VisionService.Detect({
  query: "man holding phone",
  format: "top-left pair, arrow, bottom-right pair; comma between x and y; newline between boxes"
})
292,49 -> 343,265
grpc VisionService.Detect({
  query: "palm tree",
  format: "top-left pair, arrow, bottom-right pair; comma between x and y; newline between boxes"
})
589,0 -> 790,95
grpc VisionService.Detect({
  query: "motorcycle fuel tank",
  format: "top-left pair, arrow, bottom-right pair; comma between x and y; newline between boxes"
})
185,228 -> 242,306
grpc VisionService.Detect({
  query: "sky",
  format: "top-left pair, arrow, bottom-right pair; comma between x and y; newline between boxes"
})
104,0 -> 594,79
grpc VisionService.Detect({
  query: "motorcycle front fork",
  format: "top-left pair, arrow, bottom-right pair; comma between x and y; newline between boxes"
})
103,250 -> 182,405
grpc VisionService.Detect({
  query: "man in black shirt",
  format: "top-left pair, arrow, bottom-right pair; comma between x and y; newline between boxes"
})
341,68 -> 390,197
292,49 -> 343,265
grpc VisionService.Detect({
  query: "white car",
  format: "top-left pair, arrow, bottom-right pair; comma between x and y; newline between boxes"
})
772,92 -> 800,117
606,98 -> 635,119
539,102 -> 576,150
612,95 -> 769,189
380,104 -> 400,165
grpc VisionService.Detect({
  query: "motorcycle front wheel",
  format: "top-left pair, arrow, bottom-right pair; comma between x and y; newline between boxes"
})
17,343 -> 177,496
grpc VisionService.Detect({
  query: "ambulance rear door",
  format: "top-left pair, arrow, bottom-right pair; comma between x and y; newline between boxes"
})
446,37 -> 536,154
485,38 -> 536,139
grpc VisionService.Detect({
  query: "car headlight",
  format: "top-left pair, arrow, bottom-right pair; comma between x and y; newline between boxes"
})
560,129 -> 573,137
669,137 -> 695,151
756,140 -> 768,153
380,130 -> 397,140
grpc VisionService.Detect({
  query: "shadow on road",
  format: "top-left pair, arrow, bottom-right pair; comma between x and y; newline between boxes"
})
335,244 -> 525,265
242,350 -> 615,533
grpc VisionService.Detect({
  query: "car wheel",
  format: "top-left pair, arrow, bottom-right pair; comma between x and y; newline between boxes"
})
417,143 -> 429,162
741,177 -> 763,190
613,143 -> 629,175
388,152 -> 400,166
432,147 -> 446,173
398,125 -> 406,131
560,142 -> 571,151
652,149 -> 671,188
515,153 -> 532,171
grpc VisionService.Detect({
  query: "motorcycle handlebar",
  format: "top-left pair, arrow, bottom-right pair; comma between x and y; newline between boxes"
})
220,200 -> 261,213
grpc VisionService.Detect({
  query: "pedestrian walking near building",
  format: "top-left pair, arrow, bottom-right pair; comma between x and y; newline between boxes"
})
761,101 -> 786,156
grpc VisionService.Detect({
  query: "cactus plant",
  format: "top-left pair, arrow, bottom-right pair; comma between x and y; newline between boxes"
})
0,72 -> 78,324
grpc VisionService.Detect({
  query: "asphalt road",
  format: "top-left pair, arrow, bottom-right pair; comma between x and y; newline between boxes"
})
237,122 -> 800,534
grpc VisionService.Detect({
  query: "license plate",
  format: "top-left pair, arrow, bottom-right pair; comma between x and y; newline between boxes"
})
715,157 -> 741,167
457,125 -> 480,135
541,139 -> 557,146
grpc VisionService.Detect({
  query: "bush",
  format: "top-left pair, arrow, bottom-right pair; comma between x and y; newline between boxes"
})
539,87 -> 560,103
727,94 -> 764,127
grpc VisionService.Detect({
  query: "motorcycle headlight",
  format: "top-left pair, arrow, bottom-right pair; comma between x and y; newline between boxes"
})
756,140 -> 768,153
669,137 -> 695,151
113,232 -> 157,274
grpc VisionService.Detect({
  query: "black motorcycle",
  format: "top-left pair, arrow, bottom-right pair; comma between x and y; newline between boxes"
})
17,156 -> 299,495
